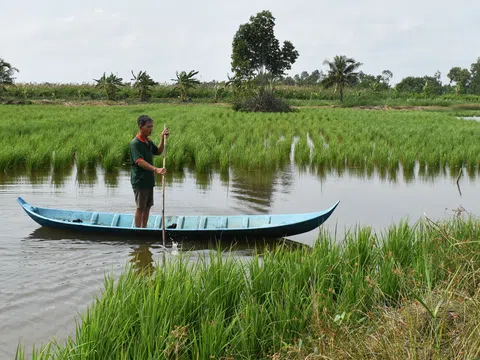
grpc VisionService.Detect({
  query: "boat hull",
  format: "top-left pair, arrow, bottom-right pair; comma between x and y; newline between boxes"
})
17,197 -> 339,239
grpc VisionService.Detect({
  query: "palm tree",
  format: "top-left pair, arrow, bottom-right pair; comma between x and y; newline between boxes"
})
172,70 -> 200,102
131,70 -> 158,102
321,56 -> 362,102
93,72 -> 124,101
0,58 -> 19,95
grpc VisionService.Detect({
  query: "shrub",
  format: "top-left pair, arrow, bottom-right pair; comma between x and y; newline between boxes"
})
233,90 -> 292,112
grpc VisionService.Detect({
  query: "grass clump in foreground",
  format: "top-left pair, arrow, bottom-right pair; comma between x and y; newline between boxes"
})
16,216 -> 480,359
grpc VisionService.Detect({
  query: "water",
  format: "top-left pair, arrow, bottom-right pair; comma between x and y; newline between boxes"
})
1,164 -> 479,358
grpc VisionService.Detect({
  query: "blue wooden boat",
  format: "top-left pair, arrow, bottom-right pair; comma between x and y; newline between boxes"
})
17,197 -> 339,238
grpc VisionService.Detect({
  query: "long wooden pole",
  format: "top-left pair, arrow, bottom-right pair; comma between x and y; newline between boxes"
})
162,123 -> 167,248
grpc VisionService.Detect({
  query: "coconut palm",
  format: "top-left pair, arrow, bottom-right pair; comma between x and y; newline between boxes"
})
93,72 -> 124,101
0,58 -> 19,95
131,70 -> 158,102
321,55 -> 362,102
172,70 -> 200,102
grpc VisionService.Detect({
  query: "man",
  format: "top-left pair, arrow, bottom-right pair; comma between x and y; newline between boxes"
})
129,115 -> 169,228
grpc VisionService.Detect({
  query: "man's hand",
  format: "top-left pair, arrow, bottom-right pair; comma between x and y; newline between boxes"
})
161,127 -> 170,139
154,167 -> 167,175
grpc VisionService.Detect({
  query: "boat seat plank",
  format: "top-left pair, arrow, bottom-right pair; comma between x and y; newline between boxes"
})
219,217 -> 227,229
177,216 -> 185,229
90,212 -> 99,225
153,216 -> 162,229
111,214 -> 120,227
199,216 -> 207,229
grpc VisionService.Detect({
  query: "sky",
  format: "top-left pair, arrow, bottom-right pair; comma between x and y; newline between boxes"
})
1,0 -> 479,85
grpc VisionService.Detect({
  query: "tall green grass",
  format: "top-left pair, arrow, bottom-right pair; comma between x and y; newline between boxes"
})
17,216 -> 480,359
2,104 -> 480,179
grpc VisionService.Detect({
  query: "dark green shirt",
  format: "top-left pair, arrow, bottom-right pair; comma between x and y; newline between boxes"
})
129,135 -> 159,189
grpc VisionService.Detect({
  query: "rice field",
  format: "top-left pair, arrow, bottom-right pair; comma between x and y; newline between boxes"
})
16,216 -> 480,359
1,104 -> 480,178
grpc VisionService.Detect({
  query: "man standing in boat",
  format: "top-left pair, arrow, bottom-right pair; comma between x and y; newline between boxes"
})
129,115 -> 169,228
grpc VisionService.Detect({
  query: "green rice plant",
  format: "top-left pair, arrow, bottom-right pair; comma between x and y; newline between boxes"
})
0,147 -> 16,171
101,147 -> 123,172
51,148 -> 73,172
25,151 -> 52,172
3,104 -> 480,178
294,136 -> 310,166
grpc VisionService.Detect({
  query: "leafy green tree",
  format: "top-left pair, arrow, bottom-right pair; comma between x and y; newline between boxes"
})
293,70 -> 323,86
357,70 -> 392,91
396,72 -> 442,95
469,58 -> 480,95
447,67 -> 471,94
321,55 -> 362,102
131,70 -> 158,102
172,70 -> 200,101
0,58 -> 19,95
231,10 -> 299,81
282,76 -> 295,86
93,72 -> 124,101
381,70 -> 393,87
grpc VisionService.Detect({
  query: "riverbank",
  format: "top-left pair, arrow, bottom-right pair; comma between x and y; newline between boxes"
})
16,215 -> 480,359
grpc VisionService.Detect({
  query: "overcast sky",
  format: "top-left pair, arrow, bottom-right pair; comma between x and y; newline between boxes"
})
1,0 -> 479,85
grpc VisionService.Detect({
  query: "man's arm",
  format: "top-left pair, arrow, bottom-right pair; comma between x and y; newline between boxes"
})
136,159 -> 157,172
136,159 -> 166,174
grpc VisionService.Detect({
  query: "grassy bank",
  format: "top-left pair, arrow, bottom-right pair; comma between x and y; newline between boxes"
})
1,104 -> 480,178
16,215 -> 480,359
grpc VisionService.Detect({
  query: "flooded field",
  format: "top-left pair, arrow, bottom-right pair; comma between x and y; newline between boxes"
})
1,163 -> 479,357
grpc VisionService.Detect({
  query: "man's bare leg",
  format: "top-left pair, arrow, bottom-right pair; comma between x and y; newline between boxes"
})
135,208 -> 144,228
141,207 -> 151,228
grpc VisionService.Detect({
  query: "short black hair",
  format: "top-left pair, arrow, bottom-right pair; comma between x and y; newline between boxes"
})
137,115 -> 153,127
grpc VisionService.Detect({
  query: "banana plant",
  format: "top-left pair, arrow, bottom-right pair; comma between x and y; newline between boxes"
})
93,72 -> 124,101
0,58 -> 19,95
131,70 -> 157,102
172,70 -> 200,102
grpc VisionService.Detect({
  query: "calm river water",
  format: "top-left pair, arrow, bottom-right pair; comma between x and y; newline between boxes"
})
1,163 -> 479,358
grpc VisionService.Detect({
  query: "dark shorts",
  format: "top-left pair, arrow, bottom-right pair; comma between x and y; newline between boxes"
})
133,188 -> 154,210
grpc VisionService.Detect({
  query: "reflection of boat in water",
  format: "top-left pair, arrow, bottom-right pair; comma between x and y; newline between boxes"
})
26,226 -> 303,251
18,197 -> 339,239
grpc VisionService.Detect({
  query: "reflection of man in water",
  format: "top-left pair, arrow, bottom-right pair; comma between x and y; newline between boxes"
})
130,245 -> 154,273
129,115 -> 170,228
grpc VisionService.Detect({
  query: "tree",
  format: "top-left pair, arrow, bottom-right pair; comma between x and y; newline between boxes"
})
231,10 -> 299,81
469,58 -> 480,95
0,58 -> 19,95
282,76 -> 295,86
131,70 -> 158,102
172,70 -> 200,102
356,70 -> 393,91
396,72 -> 443,95
381,70 -> 393,87
447,67 -> 471,94
321,55 -> 362,102
93,72 -> 124,101
293,70 -> 323,86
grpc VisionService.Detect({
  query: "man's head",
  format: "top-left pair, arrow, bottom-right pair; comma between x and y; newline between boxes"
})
137,115 -> 153,137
